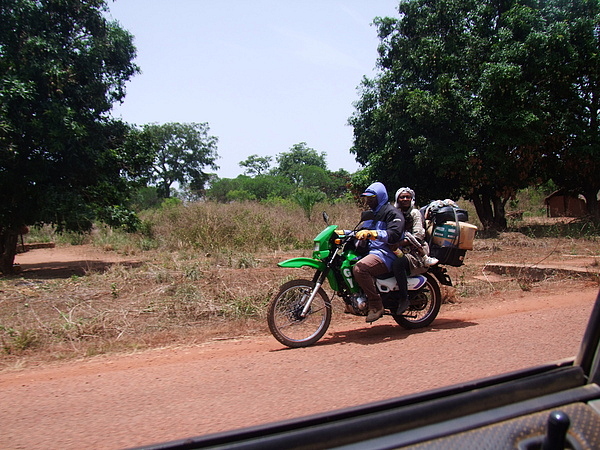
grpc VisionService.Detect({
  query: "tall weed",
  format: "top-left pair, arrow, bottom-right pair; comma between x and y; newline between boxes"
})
4,196 -> 600,363
140,201 -> 361,254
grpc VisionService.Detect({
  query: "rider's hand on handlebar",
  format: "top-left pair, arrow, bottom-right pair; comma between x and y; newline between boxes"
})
356,230 -> 378,240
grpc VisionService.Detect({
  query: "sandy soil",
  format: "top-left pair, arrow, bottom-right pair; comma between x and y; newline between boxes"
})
1,244 -> 599,449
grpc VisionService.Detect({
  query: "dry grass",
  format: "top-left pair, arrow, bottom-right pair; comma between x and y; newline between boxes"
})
2,199 -> 599,368
0,202 -> 361,367
0,251 -> 289,365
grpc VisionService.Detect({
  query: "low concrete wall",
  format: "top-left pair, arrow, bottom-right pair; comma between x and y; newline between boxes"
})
484,262 -> 600,282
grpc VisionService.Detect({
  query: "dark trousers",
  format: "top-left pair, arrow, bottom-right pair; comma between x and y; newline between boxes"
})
353,254 -> 389,308
392,255 -> 410,301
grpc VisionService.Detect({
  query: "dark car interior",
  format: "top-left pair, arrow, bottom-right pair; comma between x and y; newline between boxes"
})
134,290 -> 600,449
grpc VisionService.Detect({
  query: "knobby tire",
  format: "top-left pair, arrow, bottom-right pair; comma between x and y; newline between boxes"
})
393,273 -> 441,329
267,279 -> 332,348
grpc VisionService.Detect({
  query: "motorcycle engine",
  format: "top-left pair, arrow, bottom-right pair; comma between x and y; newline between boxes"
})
346,294 -> 368,315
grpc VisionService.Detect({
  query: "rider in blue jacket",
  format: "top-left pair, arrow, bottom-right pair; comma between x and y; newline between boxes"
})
353,182 -> 405,323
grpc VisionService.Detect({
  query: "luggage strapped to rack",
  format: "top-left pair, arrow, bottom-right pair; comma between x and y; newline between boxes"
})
422,200 -> 476,267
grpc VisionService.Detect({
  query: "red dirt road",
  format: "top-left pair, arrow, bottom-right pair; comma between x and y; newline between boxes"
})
0,282 -> 597,449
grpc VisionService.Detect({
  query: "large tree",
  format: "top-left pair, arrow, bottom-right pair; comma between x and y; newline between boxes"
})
128,122 -> 219,198
0,0 -> 139,273
273,142 -> 327,186
239,154 -> 272,176
542,0 -> 600,217
273,142 -> 350,199
350,0 -> 599,229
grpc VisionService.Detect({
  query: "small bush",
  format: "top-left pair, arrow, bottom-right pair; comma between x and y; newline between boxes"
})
1,326 -> 39,354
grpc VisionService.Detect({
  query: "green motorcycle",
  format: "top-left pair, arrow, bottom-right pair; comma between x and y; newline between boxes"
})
267,212 -> 451,348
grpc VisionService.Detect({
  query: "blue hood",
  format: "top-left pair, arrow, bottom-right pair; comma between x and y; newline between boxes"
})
365,182 -> 388,213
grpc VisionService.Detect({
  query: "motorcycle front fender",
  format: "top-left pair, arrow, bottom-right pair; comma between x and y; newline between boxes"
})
278,257 -> 326,271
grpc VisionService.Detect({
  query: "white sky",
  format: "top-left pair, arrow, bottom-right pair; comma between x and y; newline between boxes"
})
106,0 -> 399,179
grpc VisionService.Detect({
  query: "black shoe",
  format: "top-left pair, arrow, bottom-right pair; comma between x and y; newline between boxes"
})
396,298 -> 409,315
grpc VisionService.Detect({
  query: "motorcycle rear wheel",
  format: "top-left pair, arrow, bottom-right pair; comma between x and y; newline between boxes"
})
392,273 -> 441,329
267,279 -> 332,348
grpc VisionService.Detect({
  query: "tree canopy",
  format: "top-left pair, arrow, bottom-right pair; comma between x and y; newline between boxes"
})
0,0 -> 139,272
206,174 -> 295,203
239,154 -> 272,176
543,0 -> 600,217
206,142 -> 351,203
273,142 -> 328,186
350,0 -> 600,229
125,122 -> 219,198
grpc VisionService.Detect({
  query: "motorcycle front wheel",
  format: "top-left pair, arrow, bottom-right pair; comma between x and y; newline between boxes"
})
267,279 -> 332,348
392,273 -> 441,329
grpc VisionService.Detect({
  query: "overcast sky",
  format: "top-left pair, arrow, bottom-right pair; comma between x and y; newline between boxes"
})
106,1 -> 399,179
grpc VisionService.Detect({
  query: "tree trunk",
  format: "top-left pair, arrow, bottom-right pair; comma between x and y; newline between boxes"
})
0,228 -> 19,274
583,188 -> 600,219
472,194 -> 494,230
161,181 -> 171,198
492,196 -> 508,230
472,193 -> 508,231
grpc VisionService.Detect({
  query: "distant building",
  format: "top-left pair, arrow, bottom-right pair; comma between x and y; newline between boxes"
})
544,189 -> 588,217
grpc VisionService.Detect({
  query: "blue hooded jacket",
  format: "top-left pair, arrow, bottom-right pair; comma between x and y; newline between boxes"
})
360,182 -> 405,270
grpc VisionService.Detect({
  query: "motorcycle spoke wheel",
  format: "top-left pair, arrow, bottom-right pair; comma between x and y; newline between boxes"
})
267,279 -> 331,348
392,273 -> 441,329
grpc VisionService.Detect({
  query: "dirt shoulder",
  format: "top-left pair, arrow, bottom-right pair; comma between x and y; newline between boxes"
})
0,281 -> 596,449
1,240 -> 599,449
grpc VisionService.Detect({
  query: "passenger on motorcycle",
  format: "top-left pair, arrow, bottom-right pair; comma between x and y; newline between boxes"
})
353,182 -> 405,323
392,187 -> 439,314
